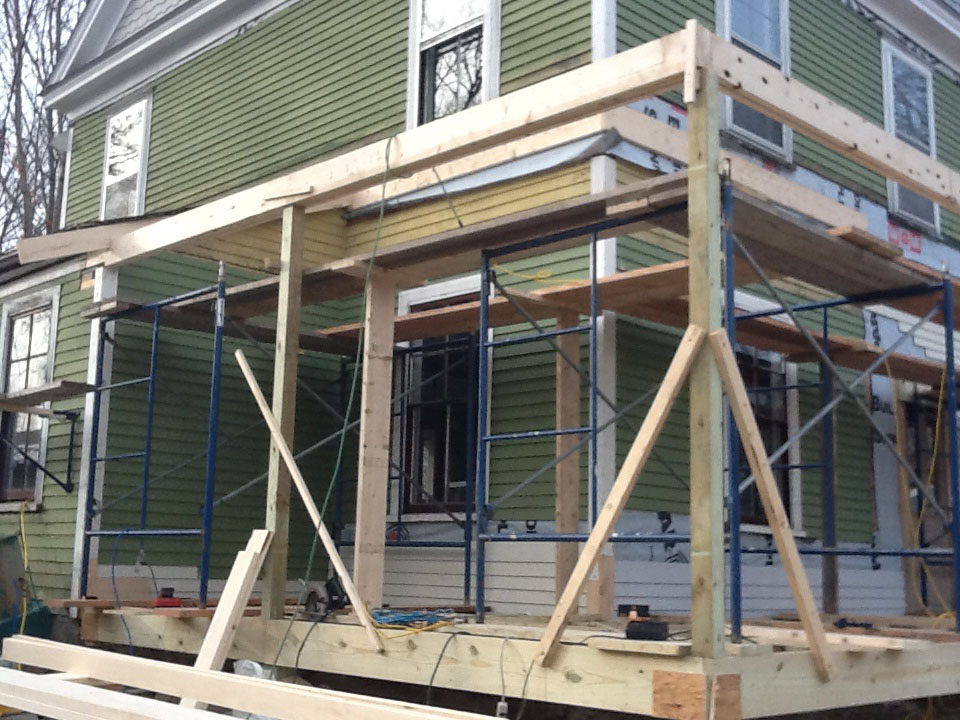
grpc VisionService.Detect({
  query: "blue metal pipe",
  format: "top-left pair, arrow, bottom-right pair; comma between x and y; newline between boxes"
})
484,324 -> 588,350
722,179 -> 742,641
87,528 -> 203,537
338,540 -> 467,548
942,278 -> 960,631
474,253 -> 491,623
484,426 -> 592,442
104,284 -> 220,321
744,382 -> 822,394
735,283 -> 942,321
741,546 -> 953,558
463,333 -> 477,604
589,231 -> 599,526
480,532 -> 690,544
199,263 -> 226,605
98,376 -> 151,392
139,308 -> 161,532
821,307 -> 837,614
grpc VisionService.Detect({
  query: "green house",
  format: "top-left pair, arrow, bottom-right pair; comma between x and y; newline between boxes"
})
5,0 -> 960,626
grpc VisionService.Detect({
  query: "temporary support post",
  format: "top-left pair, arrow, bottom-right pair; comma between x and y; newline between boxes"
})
353,271 -> 397,609
263,205 -> 304,619
475,253 -> 491,622
820,309 -> 839,615
686,62 -> 725,659
199,262 -> 226,606
555,309 -> 581,600
943,276 -> 960,632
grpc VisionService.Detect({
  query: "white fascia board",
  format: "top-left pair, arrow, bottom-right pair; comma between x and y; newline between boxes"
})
859,0 -> 960,76
46,0 -> 291,120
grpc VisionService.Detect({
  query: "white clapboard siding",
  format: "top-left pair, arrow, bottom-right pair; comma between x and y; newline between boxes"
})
870,305 -> 959,364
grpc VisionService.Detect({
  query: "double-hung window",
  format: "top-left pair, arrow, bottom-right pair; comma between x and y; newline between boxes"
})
100,97 -> 151,221
0,292 -> 56,505
719,0 -> 792,159
407,0 -> 500,127
882,42 -> 939,233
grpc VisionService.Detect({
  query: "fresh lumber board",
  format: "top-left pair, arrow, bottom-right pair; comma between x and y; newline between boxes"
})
98,30 -> 689,266
535,325 -> 705,665
181,529 -> 272,709
708,330 -> 834,682
0,380 -> 93,405
554,309 -> 581,601
0,664 -> 223,720
828,226 -> 901,260
740,624 -> 930,652
4,636 -> 495,720
16,218 -> 154,264
586,636 -> 691,656
234,349 -> 384,653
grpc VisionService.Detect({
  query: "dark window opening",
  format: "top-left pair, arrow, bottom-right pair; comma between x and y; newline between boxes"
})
419,26 -> 483,124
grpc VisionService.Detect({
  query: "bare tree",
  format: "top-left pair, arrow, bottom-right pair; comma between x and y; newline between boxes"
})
0,0 -> 84,253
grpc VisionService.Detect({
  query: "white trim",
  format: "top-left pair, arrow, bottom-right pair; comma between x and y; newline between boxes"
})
591,0 -> 616,61
405,0 -> 501,130
881,39 -> 941,234
0,286 -> 61,510
857,0 -> 960,78
58,127 -> 74,231
98,95 -> 152,221
70,266 -> 117,600
717,0 -> 794,162
45,0 -> 295,120
0,261 -> 85,304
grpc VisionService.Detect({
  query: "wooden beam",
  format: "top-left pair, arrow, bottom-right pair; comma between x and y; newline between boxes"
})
16,218 -> 154,263
554,310 -> 581,602
3,637 -> 487,720
99,32 -> 689,266
707,28 -> 960,216
686,65 -> 725,661
263,206 -> 304,619
708,330 -> 834,681
181,529 -> 272,709
353,273 -> 396,609
740,624 -> 930,652
0,379 -> 93,406
892,381 -> 922,614
234,350 -> 383,652
536,324 -> 705,666
828,226 -> 901,260
0,665 -> 224,720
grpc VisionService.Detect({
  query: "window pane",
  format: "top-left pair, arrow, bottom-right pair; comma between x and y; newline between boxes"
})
7,360 -> 27,393
422,28 -> 483,122
732,101 -> 783,147
421,0 -> 483,43
30,308 -> 50,357
104,100 -> 145,220
27,356 -> 47,389
892,55 -> 930,152
731,0 -> 781,59
897,185 -> 937,226
9,315 -> 30,361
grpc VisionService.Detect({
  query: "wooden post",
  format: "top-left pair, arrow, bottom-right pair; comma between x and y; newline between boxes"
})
555,310 -> 580,600
353,273 -> 396,609
263,205 -> 304,619
892,380 -> 922,614
686,64 -> 725,659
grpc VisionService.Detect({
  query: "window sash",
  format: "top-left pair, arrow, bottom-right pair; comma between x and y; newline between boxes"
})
419,0 -> 483,48
101,97 -> 150,221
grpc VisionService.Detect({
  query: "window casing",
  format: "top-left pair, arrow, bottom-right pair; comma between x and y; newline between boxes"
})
100,97 -> 151,221
0,289 -> 58,506
882,42 -> 939,233
718,0 -> 793,160
406,0 -> 500,128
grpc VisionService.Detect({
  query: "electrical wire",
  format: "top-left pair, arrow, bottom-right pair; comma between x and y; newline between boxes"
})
111,531 -> 135,656
425,632 -> 459,706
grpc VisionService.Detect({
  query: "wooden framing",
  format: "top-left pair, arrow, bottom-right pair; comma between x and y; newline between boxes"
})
37,19 -> 960,720
554,309 -> 581,600
262,205 -> 304,619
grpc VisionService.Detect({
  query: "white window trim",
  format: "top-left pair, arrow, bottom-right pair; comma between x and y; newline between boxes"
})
392,274 -> 482,522
0,286 -> 61,512
717,0 -> 794,162
58,126 -> 74,230
98,94 -> 152,221
730,292 -> 804,534
881,39 -> 941,234
405,0 -> 501,130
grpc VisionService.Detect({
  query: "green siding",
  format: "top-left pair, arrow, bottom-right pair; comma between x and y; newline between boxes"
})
936,73 -> 960,244
500,0 -> 591,94
617,0 -> 713,50
791,0 -> 886,201
0,270 -> 91,599
145,0 -> 406,212
65,113 -> 105,225
100,255 -> 345,579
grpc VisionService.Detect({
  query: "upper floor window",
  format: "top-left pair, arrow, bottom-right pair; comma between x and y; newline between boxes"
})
0,291 -> 57,505
100,97 -> 151,221
719,0 -> 792,159
406,0 -> 500,128
882,42 -> 939,233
